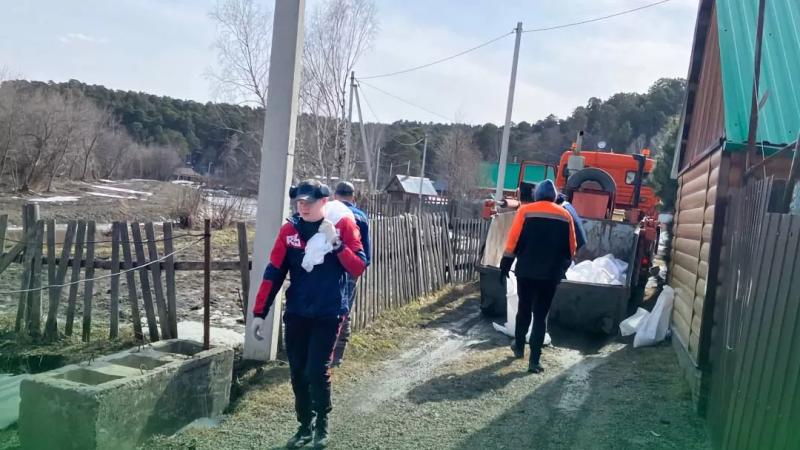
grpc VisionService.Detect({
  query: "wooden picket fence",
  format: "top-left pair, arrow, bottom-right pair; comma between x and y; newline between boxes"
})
1,207 -> 489,342
350,213 -> 489,331
0,208 -> 250,344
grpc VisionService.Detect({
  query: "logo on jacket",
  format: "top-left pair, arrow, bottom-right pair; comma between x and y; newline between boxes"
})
286,233 -> 302,248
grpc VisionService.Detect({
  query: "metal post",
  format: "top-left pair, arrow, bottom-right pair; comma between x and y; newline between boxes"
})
494,22 -> 523,201
203,219 -> 211,350
344,71 -> 356,180
244,0 -> 306,361
418,135 -> 428,214
353,82 -> 374,190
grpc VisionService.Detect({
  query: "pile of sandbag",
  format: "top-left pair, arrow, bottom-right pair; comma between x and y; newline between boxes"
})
619,286 -> 675,347
566,254 -> 628,285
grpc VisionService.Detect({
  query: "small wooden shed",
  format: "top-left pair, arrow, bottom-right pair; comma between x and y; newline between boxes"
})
669,0 -> 800,403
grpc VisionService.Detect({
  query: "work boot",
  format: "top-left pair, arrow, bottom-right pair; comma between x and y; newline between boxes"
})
528,360 -> 544,374
511,341 -> 524,359
313,415 -> 329,449
286,423 -> 313,448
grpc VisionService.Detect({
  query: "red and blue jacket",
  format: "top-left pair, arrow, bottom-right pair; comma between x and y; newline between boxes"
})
252,215 -> 367,319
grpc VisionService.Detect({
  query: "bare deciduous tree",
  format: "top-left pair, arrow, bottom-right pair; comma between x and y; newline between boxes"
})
208,0 -> 272,108
300,0 -> 378,180
434,126 -> 481,197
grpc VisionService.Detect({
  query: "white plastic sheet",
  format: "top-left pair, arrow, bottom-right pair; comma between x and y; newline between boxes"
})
619,307 -> 648,336
565,253 -> 628,285
633,286 -> 675,348
301,201 -> 356,272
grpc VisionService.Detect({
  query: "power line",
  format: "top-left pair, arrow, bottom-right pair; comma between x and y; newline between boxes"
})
358,85 -> 381,123
359,31 -> 514,80
392,136 -> 426,147
358,79 -> 454,123
523,0 -> 672,33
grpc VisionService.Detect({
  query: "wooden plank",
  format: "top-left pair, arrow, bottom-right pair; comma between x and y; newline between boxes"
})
0,214 -> 6,255
692,293 -> 705,317
64,220 -> 86,336
131,222 -> 159,341
678,207 -> 706,225
162,222 -> 178,338
236,222 -> 249,323
700,242 -> 711,262
45,221 -> 75,339
673,250 -> 700,273
674,237 -> 701,256
15,224 -> 35,332
145,222 -> 171,339
676,223 -> 703,241
119,223 -> 143,341
413,215 -> 424,297
673,292 -> 693,324
46,220 -> 56,290
680,189 -> 709,210
672,265 -> 698,293
702,223 -> 714,241
680,175 -> 710,197
672,310 -> 691,348
109,223 -> 121,339
705,204 -> 716,222
0,238 -> 26,275
26,221 -> 45,336
81,221 -> 96,342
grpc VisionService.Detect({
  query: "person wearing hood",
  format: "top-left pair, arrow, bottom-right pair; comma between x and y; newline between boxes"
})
556,193 -> 586,251
500,180 -> 576,373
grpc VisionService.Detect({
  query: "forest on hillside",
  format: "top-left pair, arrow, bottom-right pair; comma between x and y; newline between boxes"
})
0,76 -> 684,199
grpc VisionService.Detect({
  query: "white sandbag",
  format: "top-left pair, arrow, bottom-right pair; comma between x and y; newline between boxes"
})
301,201 -> 356,272
323,200 -> 355,224
565,254 -> 628,285
634,286 -> 675,348
620,307 -> 649,336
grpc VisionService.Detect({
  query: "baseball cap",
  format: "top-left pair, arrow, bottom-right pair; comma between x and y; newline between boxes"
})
335,181 -> 355,196
289,179 -> 330,201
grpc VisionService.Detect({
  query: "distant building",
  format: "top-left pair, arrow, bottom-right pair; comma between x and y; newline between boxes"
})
173,167 -> 203,183
384,175 -> 438,201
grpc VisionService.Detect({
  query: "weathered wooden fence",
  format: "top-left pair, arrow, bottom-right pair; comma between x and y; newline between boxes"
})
2,208 -> 489,342
0,211 -> 247,344
359,193 -> 483,219
706,178 -> 800,449
349,213 -> 488,331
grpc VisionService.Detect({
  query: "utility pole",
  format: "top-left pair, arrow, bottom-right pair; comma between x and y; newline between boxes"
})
244,0 -> 306,361
418,135 -> 428,214
407,160 -> 411,175
374,147 -> 382,192
494,22 -> 523,201
353,82 -> 375,191
344,71 -> 356,181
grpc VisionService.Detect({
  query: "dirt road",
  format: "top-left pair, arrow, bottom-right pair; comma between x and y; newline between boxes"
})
149,286 -> 710,450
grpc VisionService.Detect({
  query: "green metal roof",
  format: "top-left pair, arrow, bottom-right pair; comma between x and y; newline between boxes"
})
477,162 -> 553,191
716,0 -> 800,148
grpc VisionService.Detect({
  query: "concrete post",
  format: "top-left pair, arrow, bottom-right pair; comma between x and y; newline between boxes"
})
244,0 -> 306,361
494,22 -> 523,201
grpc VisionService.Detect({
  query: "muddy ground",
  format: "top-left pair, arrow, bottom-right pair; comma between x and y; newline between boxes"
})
0,179 -> 191,227
143,285 -> 710,450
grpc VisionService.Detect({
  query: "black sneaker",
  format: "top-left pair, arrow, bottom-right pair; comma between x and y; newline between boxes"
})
511,342 -> 524,359
313,416 -> 329,449
286,424 -> 313,448
528,362 -> 544,374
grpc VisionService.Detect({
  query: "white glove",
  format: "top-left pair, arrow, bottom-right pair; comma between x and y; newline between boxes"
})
251,317 -> 265,341
319,220 -> 340,247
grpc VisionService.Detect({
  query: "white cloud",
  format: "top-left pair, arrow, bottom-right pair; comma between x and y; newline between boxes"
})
58,32 -> 109,44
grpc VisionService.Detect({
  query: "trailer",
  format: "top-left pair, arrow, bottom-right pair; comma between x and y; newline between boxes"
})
477,214 -> 644,334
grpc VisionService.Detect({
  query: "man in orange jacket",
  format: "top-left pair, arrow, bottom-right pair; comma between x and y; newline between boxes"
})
500,179 -> 576,373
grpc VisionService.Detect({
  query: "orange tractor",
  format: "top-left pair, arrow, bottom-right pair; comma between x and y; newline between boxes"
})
477,136 -> 661,333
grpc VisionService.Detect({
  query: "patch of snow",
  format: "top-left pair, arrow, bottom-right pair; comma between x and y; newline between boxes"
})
87,192 -> 138,199
90,185 -> 153,196
176,321 -> 244,348
28,196 -> 80,203
171,180 -> 197,186
98,179 -> 115,183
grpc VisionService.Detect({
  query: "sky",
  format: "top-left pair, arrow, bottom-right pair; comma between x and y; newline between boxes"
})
0,0 -> 698,125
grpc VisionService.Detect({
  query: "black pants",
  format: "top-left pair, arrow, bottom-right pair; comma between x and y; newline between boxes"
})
284,313 -> 344,426
514,278 -> 559,364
